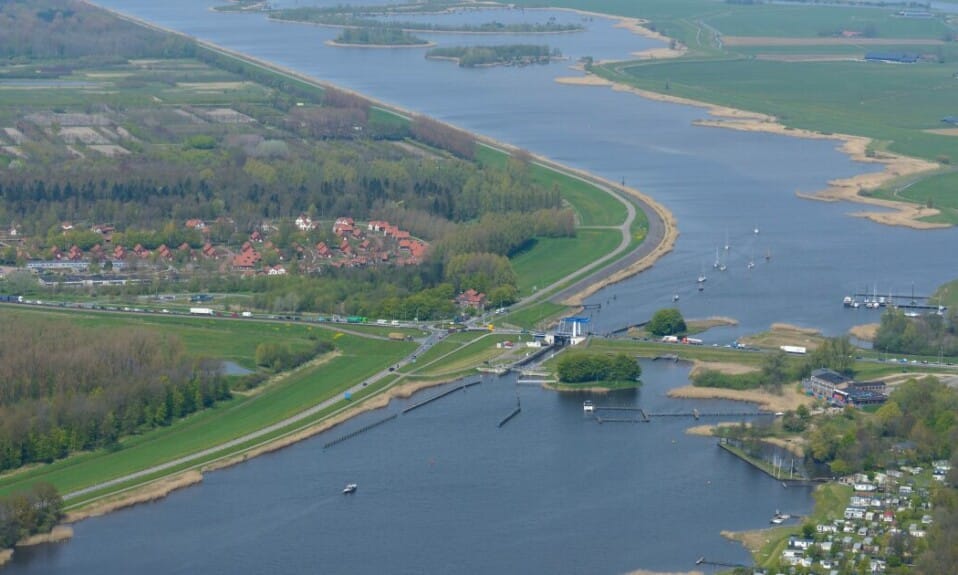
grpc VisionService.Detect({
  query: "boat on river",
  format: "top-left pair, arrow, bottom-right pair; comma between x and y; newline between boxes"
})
343,483 -> 358,495
583,400 -> 594,413
770,510 -> 790,524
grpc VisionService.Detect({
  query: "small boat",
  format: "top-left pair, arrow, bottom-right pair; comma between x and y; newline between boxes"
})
754,227 -> 760,235
843,296 -> 853,307
673,293 -> 680,302
583,400 -> 594,413
770,510 -> 791,524
343,483 -> 358,495
747,259 -> 755,270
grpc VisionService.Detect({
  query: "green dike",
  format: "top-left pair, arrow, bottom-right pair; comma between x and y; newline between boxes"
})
64,373 -> 402,509
504,302 -> 567,330
0,309 -> 413,497
511,230 -> 622,296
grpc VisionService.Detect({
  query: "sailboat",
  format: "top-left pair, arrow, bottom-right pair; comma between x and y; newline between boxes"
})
747,253 -> 755,270
723,229 -> 730,252
697,263 -> 707,284
713,248 -> 721,270
765,248 -> 771,262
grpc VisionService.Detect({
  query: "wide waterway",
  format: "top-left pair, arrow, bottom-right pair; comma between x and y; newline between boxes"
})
13,1 -> 958,572
10,362 -> 812,574
91,0 -> 958,342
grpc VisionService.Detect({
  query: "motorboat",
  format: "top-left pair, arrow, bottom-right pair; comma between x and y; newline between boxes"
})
583,400 -> 594,413
343,483 -> 358,495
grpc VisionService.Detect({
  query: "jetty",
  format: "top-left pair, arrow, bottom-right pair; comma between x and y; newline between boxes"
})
402,378 -> 481,414
591,405 -> 774,422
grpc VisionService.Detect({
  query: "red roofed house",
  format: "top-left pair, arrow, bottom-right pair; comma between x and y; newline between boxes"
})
456,289 -> 487,310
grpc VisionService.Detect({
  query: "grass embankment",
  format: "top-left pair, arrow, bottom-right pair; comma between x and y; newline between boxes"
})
0,308 -> 413,500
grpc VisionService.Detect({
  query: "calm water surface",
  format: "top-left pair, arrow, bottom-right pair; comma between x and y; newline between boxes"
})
16,2 -> 958,572
11,362 -> 812,574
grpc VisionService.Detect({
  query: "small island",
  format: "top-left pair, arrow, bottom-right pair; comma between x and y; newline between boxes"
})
426,45 -> 562,68
330,27 -> 431,48
270,5 -> 584,35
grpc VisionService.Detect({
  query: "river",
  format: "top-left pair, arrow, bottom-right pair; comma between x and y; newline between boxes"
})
10,361 -> 813,574
9,1 -> 957,572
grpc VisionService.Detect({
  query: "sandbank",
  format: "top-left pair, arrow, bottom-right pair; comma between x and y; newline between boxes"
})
624,570 -> 704,575
848,323 -> 879,341
0,550 -> 11,568
668,385 -> 812,413
556,65 -> 943,229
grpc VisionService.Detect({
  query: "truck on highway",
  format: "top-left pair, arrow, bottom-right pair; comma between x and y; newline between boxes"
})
190,307 -> 214,316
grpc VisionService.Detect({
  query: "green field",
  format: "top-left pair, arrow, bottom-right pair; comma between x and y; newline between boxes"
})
513,0 -> 958,218
510,229 -> 622,296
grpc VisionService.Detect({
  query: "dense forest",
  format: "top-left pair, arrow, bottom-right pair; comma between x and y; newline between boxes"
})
0,316 -> 231,471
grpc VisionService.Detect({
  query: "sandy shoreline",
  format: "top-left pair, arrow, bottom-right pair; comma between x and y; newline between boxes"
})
325,40 -> 436,49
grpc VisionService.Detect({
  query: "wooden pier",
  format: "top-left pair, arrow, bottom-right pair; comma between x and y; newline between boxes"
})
401,378 -> 481,414
323,413 -> 398,449
592,405 -> 774,422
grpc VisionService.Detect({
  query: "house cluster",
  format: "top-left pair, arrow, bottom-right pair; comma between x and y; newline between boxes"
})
802,369 -> 887,408
26,215 -> 429,279
770,464 -> 948,574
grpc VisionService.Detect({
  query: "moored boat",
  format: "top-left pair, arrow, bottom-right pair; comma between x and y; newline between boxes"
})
343,483 -> 358,495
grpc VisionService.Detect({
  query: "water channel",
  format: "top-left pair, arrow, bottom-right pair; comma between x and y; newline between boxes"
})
10,1 -> 958,572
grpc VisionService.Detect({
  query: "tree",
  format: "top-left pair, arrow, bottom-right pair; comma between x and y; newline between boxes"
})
647,308 -> 686,336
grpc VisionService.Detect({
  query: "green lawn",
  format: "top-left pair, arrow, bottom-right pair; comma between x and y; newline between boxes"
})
511,229 -> 622,296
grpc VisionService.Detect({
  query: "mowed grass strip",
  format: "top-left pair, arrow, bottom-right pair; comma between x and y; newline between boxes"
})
511,229 -> 622,297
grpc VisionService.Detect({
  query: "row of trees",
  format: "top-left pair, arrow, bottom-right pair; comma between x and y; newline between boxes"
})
556,352 -> 642,384
0,316 -> 231,471
0,483 -> 63,550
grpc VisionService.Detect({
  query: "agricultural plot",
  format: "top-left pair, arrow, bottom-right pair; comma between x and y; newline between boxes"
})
0,58 -> 277,163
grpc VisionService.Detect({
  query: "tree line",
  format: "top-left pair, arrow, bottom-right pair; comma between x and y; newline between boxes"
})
0,316 -> 231,472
